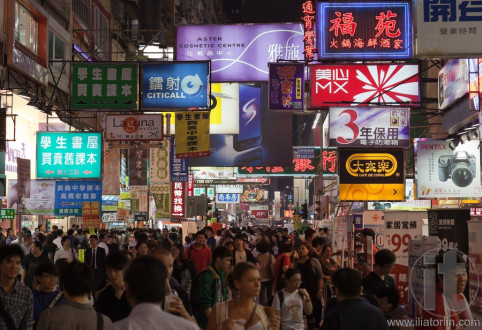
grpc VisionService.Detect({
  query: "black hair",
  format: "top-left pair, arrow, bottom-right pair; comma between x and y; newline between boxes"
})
278,241 -> 294,253
105,251 -> 130,271
212,246 -> 232,264
374,287 -> 400,309
67,229 -> 74,236
195,231 -> 206,239
304,228 -> 316,240
99,233 -> 107,240
312,237 -> 325,248
61,236 -> 70,245
321,244 -> 331,254
204,226 -> 213,233
125,256 -> 167,303
374,249 -> 396,267
56,229 -> 64,237
285,268 -> 301,280
361,228 -> 375,239
61,261 -> 95,296
0,244 -> 24,264
256,242 -> 271,254
168,232 -> 178,242
282,228 -> 289,233
227,262 -> 258,290
332,267 -> 362,297
32,241 -> 42,249
35,262 -> 59,277
90,235 -> 99,241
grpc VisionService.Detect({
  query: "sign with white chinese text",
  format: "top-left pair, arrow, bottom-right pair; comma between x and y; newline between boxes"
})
187,174 -> 194,197
129,147 -> 148,186
0,209 -> 15,219
54,181 -> 102,215
171,182 -> 185,217
269,63 -> 304,111
72,63 -> 137,110
175,112 -> 210,158
170,138 -> 189,182
428,208 -> 469,255
141,62 -> 209,109
105,114 -> 163,141
317,1 -> 412,59
37,132 -> 102,179
329,107 -> 410,147
216,193 -> 240,203
310,64 -> 420,107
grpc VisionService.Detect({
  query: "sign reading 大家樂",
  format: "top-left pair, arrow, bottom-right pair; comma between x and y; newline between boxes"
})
54,181 -> 102,215
317,1 -> 412,60
72,63 -> 138,110
141,62 -> 210,110
36,132 -> 102,179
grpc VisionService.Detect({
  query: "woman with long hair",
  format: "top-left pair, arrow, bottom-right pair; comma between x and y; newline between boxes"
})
42,233 -> 57,263
171,243 -> 197,295
207,262 -> 280,330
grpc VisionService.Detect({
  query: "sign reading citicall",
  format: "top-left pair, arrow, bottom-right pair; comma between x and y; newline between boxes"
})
36,132 -> 102,179
338,149 -> 404,201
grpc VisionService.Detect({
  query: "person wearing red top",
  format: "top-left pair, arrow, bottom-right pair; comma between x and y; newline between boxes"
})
273,241 -> 295,292
185,231 -> 212,274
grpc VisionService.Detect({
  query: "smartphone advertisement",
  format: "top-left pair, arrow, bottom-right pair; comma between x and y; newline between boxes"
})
234,85 -> 262,151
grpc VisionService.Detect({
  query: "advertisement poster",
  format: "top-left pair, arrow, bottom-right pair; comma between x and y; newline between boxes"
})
468,221 -> 482,321
329,107 -> 410,147
317,2 -> 412,59
82,202 -> 101,228
149,141 -> 170,184
241,188 -> 266,202
363,210 -> 385,249
128,147 -> 148,186
7,180 -> 56,215
310,64 -> 419,107
438,59 -> 470,110
268,62 -> 304,111
171,182 -> 185,218
54,181 -> 102,216
170,138 -> 189,182
129,186 -> 148,213
176,24 -> 306,81
175,112 -> 211,158
383,212 -> 424,305
104,114 -> 164,141
427,208 -> 469,255
415,140 -> 482,198
102,147 -> 120,195
338,149 -> 405,201
151,183 -> 170,218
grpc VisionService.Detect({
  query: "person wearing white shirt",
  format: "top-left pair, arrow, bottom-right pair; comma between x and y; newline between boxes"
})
107,255 -> 199,330
99,233 -> 110,255
53,229 -> 64,250
53,236 -> 78,264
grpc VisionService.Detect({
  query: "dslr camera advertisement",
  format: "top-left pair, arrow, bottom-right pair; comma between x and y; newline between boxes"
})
415,140 -> 482,198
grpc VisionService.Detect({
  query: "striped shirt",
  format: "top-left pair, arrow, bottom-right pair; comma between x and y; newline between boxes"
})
0,279 -> 34,330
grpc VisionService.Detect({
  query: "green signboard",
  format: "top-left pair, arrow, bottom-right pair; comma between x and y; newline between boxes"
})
36,132 -> 102,179
0,209 -> 15,219
72,63 -> 138,110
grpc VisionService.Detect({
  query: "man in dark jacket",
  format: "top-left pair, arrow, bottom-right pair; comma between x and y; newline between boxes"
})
232,234 -> 258,266
84,235 -> 106,291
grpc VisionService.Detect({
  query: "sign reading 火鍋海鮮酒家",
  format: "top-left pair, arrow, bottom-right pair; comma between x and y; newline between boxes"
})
36,132 -> 102,179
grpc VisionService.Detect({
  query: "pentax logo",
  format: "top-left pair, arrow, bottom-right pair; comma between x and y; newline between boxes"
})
420,144 -> 446,150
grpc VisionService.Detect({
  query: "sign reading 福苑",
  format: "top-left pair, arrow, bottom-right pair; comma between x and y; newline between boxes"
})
54,181 -> 102,215
416,0 -> 482,57
170,138 -> 189,182
82,202 -> 101,228
105,114 -> 163,141
339,149 -> 405,201
268,63 -> 304,111
175,112 -> 211,158
415,140 -> 482,198
72,63 -> 138,110
310,64 -> 420,108
141,62 -> 210,110
37,132 -> 102,179
317,1 -> 412,59
176,24 -> 306,82
329,108 -> 410,147
216,193 -> 240,203
0,209 -> 15,219
171,182 -> 185,217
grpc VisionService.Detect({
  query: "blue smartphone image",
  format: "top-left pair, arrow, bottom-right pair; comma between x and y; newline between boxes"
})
233,84 -> 262,151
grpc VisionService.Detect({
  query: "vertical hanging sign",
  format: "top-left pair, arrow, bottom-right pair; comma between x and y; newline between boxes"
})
171,182 -> 185,217
269,63 -> 305,111
302,0 -> 317,61
149,140 -> 170,184
187,173 -> 194,197
128,147 -> 148,186
175,112 -> 211,158
170,138 -> 189,182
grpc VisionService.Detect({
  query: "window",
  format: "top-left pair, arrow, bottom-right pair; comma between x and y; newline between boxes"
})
48,31 -> 66,70
73,0 -> 90,27
93,3 -> 109,59
14,2 -> 38,54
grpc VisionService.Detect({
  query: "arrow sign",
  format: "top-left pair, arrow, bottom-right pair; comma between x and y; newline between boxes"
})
45,170 -> 54,174
83,170 -> 92,175
181,74 -> 203,96
393,189 -> 397,195
61,202 -> 76,206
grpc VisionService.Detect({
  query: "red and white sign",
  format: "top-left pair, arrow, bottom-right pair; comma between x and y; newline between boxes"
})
284,210 -> 294,218
310,64 -> 420,108
105,114 -> 164,141
187,174 -> 194,197
251,210 -> 269,218
471,207 -> 482,217
171,182 -> 185,217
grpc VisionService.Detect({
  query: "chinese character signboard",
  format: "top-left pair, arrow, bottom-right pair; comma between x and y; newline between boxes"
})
175,112 -> 211,158
428,209 -> 469,255
339,149 -> 405,201
151,183 -> 170,218
269,63 -> 304,111
187,174 -> 194,196
317,1 -> 412,59
129,148 -> 148,186
329,108 -> 410,147
141,62 -> 210,109
302,1 -> 317,60
72,63 -> 138,110
37,132 -> 102,179
149,141 -> 170,184
82,202 -> 101,228
416,0 -> 482,56
170,138 -> 189,182
105,114 -> 164,141
102,147 -> 120,195
130,186 -> 148,212
171,182 -> 185,217
310,64 -> 420,107
216,193 -> 240,203
54,181 -> 102,215
415,140 -> 482,198
176,24 -> 307,82
0,209 -> 15,219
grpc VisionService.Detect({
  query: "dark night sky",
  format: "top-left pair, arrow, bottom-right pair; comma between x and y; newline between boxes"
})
224,0 -> 304,23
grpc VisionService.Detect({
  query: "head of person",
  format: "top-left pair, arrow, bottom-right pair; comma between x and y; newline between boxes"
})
125,256 -> 167,306
52,225 -> 58,232
279,240 -> 294,255
105,251 -> 130,286
61,236 -> 71,249
332,267 -> 362,300
212,245 -> 232,274
61,261 -> 95,298
7,228 -> 15,238
56,229 -> 64,238
150,248 -> 173,279
0,245 -> 24,280
136,242 -> 149,256
321,244 -> 332,259
67,229 -> 74,237
282,228 -> 289,237
312,237 -> 325,253
227,262 -> 260,299
323,228 -> 329,235
374,249 -> 396,275
304,228 -> 316,243
168,232 -> 178,244
256,241 -> 271,255
90,235 -> 99,248
99,233 -> 108,243
23,233 -> 32,245
297,242 -> 310,258
234,234 -> 246,250
195,231 -> 206,247
360,228 -> 375,246
204,226 -> 213,238
373,287 -> 400,313
107,235 -> 115,244
35,262 -> 59,292
171,243 -> 185,262
434,250 -> 468,295
161,228 -> 169,239
31,241 -> 43,255
284,268 -> 302,292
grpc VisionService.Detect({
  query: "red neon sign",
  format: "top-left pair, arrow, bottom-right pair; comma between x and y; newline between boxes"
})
302,0 -> 317,61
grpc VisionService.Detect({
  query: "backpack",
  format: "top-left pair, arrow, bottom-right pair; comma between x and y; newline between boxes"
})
190,267 -> 217,312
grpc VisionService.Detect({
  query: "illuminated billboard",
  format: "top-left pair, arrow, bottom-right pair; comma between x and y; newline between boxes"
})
269,63 -> 305,111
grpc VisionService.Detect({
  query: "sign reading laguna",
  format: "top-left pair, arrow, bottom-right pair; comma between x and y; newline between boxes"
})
141,62 -> 210,109
310,64 -> 420,108
339,149 -> 405,201
415,140 -> 482,198
176,24 -> 305,82
317,1 -> 412,59
105,114 -> 163,141
329,107 -> 410,147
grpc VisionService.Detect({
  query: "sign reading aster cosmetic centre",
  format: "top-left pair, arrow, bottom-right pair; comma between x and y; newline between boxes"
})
37,132 -> 102,179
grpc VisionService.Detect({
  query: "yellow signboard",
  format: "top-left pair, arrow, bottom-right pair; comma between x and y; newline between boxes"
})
175,112 -> 210,158
78,249 -> 85,263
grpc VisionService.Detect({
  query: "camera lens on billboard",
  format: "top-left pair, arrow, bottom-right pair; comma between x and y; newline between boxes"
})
451,166 -> 473,187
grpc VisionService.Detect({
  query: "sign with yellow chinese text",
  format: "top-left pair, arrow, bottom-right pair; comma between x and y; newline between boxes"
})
82,202 -> 101,228
317,1 -> 412,59
268,63 -> 304,111
175,112 -> 210,158
339,149 -> 404,201
171,182 -> 185,217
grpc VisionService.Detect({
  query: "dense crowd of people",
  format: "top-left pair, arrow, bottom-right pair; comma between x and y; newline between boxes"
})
0,224 -> 474,329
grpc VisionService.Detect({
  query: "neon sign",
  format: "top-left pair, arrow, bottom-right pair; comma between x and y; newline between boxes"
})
302,0 -> 317,60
